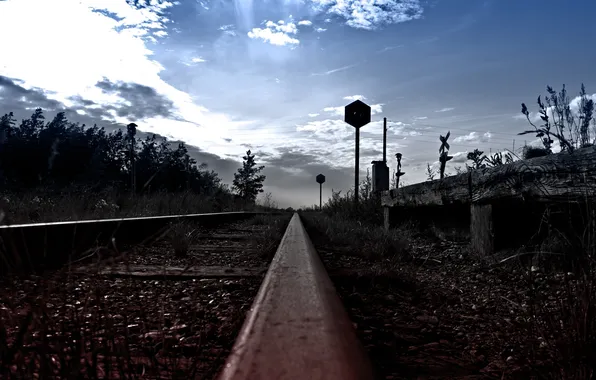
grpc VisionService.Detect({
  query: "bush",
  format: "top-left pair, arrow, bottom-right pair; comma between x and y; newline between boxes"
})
523,146 -> 550,160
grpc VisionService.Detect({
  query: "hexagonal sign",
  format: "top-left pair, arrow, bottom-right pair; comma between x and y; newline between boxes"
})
316,174 -> 326,184
344,100 -> 371,129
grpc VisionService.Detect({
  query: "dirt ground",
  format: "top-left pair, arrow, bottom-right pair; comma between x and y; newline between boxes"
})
306,218 -> 592,379
0,217 -> 289,379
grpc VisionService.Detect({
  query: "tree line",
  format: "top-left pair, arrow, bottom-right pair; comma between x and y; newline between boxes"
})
0,108 -> 266,203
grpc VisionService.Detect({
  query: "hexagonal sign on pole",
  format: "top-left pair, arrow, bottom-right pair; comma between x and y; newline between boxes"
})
316,174 -> 325,211
344,100 -> 372,204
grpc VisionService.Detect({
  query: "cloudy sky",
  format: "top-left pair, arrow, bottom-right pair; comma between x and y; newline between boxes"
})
1,0 -> 596,208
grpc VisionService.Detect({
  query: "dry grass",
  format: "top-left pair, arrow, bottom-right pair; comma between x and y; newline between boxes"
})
313,195 -> 596,378
243,213 -> 293,262
301,212 -> 412,263
522,204 -> 596,379
0,189 -> 252,225
166,221 -> 202,258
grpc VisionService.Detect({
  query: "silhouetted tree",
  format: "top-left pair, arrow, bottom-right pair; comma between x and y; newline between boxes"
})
232,150 -> 266,203
0,108 -> 227,198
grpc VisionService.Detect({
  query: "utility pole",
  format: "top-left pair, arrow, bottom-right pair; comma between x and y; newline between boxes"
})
127,123 -> 137,196
383,117 -> 387,162
355,128 -> 360,202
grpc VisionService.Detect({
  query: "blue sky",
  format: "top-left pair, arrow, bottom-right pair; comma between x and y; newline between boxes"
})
1,0 -> 595,207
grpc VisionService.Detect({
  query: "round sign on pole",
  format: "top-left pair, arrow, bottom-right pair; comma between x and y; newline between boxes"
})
316,174 -> 326,184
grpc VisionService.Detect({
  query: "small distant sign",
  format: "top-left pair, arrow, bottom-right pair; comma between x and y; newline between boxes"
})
316,174 -> 326,184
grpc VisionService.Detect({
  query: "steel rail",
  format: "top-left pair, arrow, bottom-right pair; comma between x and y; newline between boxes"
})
217,213 -> 375,380
0,211 -> 285,274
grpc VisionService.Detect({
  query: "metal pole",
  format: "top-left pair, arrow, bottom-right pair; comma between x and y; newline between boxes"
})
383,117 -> 387,162
319,183 -> 322,211
130,138 -> 135,196
355,128 -> 360,204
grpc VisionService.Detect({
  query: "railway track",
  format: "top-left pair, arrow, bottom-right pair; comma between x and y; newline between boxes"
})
0,212 -> 376,379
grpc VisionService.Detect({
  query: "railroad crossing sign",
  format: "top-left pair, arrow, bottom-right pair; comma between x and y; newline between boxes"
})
344,100 -> 372,204
344,100 -> 371,129
316,174 -> 325,184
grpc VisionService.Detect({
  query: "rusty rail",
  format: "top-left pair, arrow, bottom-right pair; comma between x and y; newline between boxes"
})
0,211 -> 284,274
217,213 -> 374,380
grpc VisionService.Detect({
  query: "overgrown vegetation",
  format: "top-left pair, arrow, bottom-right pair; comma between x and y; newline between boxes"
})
0,109 -> 224,195
520,84 -> 596,155
301,212 -> 411,263
314,169 -> 383,225
245,213 -> 292,262
465,148 -> 514,171
0,109 -> 272,223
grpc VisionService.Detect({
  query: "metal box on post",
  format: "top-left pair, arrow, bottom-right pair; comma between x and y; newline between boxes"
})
371,160 -> 389,193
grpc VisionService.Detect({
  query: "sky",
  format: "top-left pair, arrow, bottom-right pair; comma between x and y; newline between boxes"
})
1,0 -> 596,208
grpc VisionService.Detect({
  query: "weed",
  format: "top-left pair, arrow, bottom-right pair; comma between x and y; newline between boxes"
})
245,214 -> 292,262
168,221 -> 200,258
518,199 -> 596,378
0,188 -> 248,225
302,212 -> 412,263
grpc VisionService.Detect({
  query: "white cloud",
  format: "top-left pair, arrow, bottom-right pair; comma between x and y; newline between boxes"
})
219,23 -> 237,36
308,113 -> 320,117
298,20 -> 313,26
435,107 -> 455,113
344,95 -> 366,101
453,131 -> 492,143
323,106 -> 343,115
0,0 -> 252,152
388,122 -> 422,137
296,118 -> 354,141
450,151 -> 469,163
309,0 -> 423,30
315,27 -> 327,32
323,103 -> 383,116
311,64 -> 358,76
248,20 -> 300,46
181,56 -> 206,66
370,104 -> 383,115
414,116 -> 428,120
